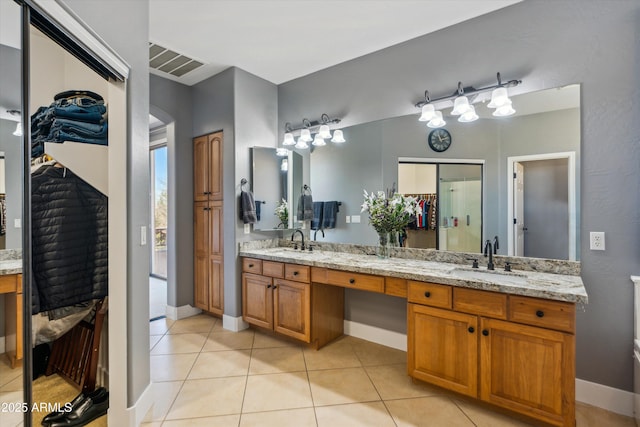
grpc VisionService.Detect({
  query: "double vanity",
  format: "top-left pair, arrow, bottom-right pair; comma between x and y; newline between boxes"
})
239,241 -> 587,427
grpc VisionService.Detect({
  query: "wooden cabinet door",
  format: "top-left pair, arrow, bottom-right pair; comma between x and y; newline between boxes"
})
273,279 -> 310,342
242,273 -> 273,330
408,303 -> 478,397
194,201 -> 210,310
193,135 -> 209,201
208,132 -> 223,200
480,318 -> 574,427
207,201 -> 224,315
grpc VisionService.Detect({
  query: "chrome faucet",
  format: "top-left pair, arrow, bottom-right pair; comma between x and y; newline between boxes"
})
291,229 -> 305,250
314,229 -> 324,241
484,236 -> 499,270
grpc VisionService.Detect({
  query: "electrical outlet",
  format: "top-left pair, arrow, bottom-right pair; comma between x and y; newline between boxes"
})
346,216 -> 351,224
244,223 -> 251,234
590,231 -> 605,250
351,215 -> 361,223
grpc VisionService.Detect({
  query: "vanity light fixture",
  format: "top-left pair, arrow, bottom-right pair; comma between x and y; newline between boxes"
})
282,113 -> 345,149
276,147 -> 289,157
13,122 -> 23,136
415,72 -> 522,124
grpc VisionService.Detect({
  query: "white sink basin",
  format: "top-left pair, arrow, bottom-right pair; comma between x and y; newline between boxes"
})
453,268 -> 528,285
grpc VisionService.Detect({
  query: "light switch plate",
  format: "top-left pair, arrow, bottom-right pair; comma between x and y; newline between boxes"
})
346,216 -> 351,223
351,215 -> 361,223
14,219 -> 21,228
140,226 -> 147,246
244,223 -> 251,234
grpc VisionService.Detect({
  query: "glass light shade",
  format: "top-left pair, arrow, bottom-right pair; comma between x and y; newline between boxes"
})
427,111 -> 446,128
299,129 -> 312,142
318,124 -> 332,139
312,134 -> 326,146
276,147 -> 289,156
458,105 -> 479,123
418,104 -> 436,122
493,104 -> 516,117
487,87 -> 511,108
451,96 -> 471,116
295,137 -> 309,149
280,158 -> 288,171
13,122 -> 22,136
331,129 -> 345,143
282,132 -> 295,146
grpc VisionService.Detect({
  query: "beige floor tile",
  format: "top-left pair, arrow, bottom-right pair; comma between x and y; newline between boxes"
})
188,349 -> 251,379
315,401 -> 396,427
365,363 -> 439,400
0,390 -> 24,427
0,375 -> 22,393
308,367 -> 380,406
240,408 -> 317,427
149,318 -> 174,335
168,314 -> 217,334
350,340 -> 407,366
0,354 -> 22,387
386,396 -> 475,427
143,381 -> 184,422
243,371 -> 313,413
252,330 -> 299,349
150,332 -> 208,355
165,377 -> 246,420
576,402 -> 636,427
249,347 -> 306,374
149,335 -> 162,350
162,414 -> 241,426
150,353 -> 198,382
203,330 -> 255,352
454,398 -> 533,427
303,338 -> 362,371
140,423 -> 162,427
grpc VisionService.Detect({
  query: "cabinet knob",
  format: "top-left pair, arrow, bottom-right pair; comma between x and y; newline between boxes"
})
536,310 -> 544,318
248,264 -> 254,268
468,326 -> 475,333
293,271 -> 299,276
349,278 -> 355,284
424,291 -> 431,298
272,285 -> 277,289
266,284 -> 271,289
482,329 -> 489,336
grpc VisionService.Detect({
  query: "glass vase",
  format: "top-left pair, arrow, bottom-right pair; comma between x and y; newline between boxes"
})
376,231 -> 390,259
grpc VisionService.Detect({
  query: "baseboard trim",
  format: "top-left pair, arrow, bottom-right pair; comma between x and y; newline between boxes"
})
576,378 -> 634,417
126,382 -> 154,427
223,315 -> 249,332
343,320 -> 634,417
165,304 -> 201,320
343,320 -> 407,351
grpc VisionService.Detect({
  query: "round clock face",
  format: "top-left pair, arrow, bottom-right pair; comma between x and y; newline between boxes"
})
428,129 -> 452,152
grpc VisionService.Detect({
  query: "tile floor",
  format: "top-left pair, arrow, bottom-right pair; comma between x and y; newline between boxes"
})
144,314 -> 636,427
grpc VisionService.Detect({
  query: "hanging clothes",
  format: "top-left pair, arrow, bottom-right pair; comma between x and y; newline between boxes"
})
31,164 -> 108,314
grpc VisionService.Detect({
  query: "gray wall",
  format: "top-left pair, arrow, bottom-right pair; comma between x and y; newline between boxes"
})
62,0 -> 151,406
279,1 -> 640,391
0,44 -> 20,109
149,74 -> 194,307
0,120 -> 22,250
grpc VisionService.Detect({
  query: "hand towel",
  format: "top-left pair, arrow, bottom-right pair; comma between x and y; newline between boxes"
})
311,201 -> 324,230
255,200 -> 262,221
240,190 -> 257,224
322,201 -> 339,229
297,194 -> 314,221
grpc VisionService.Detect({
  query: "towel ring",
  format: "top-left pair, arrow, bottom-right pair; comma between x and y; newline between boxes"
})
240,178 -> 248,190
302,184 -> 312,194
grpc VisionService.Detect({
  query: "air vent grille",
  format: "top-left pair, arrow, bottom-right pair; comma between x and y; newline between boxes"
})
149,43 -> 203,77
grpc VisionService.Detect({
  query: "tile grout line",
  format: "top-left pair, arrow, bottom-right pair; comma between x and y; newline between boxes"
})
300,342 -> 320,427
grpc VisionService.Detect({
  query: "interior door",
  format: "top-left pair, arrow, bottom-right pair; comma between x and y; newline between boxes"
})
514,162 -> 525,257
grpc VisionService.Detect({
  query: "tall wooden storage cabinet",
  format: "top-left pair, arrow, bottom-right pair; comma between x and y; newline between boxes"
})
194,132 -> 224,315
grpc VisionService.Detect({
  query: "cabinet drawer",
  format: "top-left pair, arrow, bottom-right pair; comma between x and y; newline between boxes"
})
242,258 -> 262,274
326,270 -> 384,293
311,267 -> 328,284
509,295 -> 576,333
407,281 -> 451,308
385,277 -> 408,298
453,288 -> 507,319
263,261 -> 284,278
0,275 -> 18,293
285,264 -> 310,283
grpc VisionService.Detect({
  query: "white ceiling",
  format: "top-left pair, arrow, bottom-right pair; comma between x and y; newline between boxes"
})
149,0 -> 521,86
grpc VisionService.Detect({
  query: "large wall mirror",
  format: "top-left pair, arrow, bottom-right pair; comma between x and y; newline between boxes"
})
310,84 -> 580,261
251,146 -> 303,230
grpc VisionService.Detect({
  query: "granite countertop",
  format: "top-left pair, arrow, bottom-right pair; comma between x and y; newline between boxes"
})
239,247 -> 588,304
0,259 -> 22,275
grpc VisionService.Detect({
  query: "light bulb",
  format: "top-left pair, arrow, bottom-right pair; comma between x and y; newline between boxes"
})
282,132 -> 295,146
488,87 -> 511,108
458,105 -> 479,123
318,124 -> 331,139
418,104 -> 436,122
493,104 -> 516,117
312,134 -> 326,146
331,129 -> 345,143
276,148 -> 289,156
295,137 -> 309,149
451,96 -> 471,116
427,111 -> 446,128
299,129 -> 312,142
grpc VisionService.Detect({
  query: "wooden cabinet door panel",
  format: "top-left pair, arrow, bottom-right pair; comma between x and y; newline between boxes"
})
208,132 -> 223,200
208,259 -> 224,315
209,201 -> 223,256
408,304 -> 478,397
480,318 -> 574,427
194,202 -> 209,256
194,255 -> 209,310
242,273 -> 273,329
273,279 -> 310,342
193,135 -> 209,201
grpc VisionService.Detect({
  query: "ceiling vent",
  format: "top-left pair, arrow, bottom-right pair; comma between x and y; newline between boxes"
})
149,43 -> 203,77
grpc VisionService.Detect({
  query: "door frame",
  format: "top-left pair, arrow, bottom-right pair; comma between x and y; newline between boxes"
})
507,152 -> 577,260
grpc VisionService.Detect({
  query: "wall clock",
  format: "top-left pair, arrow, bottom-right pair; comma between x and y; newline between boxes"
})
428,128 -> 452,152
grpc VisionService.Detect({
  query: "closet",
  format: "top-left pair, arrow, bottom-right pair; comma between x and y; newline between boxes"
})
193,132 -> 224,315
